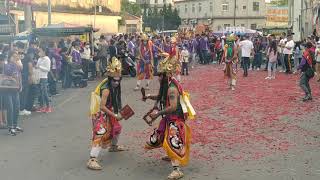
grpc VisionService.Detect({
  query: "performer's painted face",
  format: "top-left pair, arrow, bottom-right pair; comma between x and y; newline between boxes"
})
111,77 -> 121,88
143,40 -> 148,46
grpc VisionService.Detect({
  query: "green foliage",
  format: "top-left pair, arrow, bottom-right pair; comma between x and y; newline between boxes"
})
143,4 -> 181,31
121,0 -> 142,16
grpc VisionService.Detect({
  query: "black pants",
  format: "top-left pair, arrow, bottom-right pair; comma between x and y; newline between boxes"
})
242,57 -> 250,76
82,59 -> 89,79
20,83 -> 30,111
300,73 -> 312,96
182,62 -> 189,75
48,70 -> 58,95
284,54 -> 292,73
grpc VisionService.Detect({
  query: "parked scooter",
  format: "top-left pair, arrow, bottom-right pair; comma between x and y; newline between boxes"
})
117,49 -> 137,77
69,62 -> 88,88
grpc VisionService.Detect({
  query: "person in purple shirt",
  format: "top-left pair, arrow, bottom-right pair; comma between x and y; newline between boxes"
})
163,36 -> 171,54
152,36 -> 162,75
71,42 -> 82,65
199,33 -> 210,64
3,51 -> 23,135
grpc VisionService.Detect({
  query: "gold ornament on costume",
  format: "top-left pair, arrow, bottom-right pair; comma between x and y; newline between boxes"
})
158,53 -> 180,75
141,34 -> 148,41
227,34 -> 237,41
106,57 -> 122,77
171,37 -> 177,43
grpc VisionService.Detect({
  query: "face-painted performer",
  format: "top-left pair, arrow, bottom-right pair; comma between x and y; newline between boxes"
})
222,34 -> 238,91
142,53 -> 191,179
87,57 -> 126,170
134,34 -> 154,90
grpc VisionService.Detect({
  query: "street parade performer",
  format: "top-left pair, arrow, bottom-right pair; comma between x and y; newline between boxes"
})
142,53 -> 196,179
87,57 -> 127,170
134,34 -> 154,90
222,34 -> 238,91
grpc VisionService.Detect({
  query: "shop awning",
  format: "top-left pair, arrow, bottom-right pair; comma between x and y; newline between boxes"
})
33,22 -> 99,37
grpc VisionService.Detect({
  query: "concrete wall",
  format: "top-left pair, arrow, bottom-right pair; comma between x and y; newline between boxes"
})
35,0 -> 121,13
176,0 -> 266,30
11,10 -> 121,34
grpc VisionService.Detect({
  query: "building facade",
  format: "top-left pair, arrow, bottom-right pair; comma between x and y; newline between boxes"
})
288,0 -> 314,41
136,0 -> 174,9
175,0 -> 266,31
7,0 -> 122,34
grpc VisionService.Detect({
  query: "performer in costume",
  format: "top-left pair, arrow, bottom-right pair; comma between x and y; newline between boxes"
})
222,34 -> 238,91
87,57 -> 126,170
169,37 -> 182,82
143,53 -> 191,179
134,34 -> 154,90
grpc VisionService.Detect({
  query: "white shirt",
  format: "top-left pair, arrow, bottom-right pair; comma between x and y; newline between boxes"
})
283,40 -> 294,55
239,40 -> 254,58
81,47 -> 91,60
315,48 -> 320,63
36,56 -> 51,79
180,50 -> 189,63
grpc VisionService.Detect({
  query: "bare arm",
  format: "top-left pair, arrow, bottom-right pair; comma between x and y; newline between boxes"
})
100,89 -> 118,119
158,87 -> 178,116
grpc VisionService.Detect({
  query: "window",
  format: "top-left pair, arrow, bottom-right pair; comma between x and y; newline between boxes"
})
127,24 -> 137,33
185,4 -> 188,13
251,24 -> 257,29
253,2 -> 259,11
210,2 -> 213,12
177,6 -> 180,13
224,24 -> 230,28
241,24 -> 245,27
198,3 -> 202,12
163,0 -> 166,4
192,4 -> 195,13
155,0 -> 158,4
243,6 -> 246,10
222,3 -> 229,11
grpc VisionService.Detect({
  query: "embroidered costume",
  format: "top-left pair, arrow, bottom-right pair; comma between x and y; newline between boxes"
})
87,57 -> 126,170
143,54 -> 195,179
222,34 -> 238,91
135,34 -> 154,90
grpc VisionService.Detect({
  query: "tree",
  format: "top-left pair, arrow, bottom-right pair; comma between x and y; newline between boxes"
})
142,4 -> 182,31
121,0 -> 142,16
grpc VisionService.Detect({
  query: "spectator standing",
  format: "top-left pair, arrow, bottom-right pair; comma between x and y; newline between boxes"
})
265,41 -> 278,80
36,47 -> 52,113
180,45 -> 190,76
315,41 -> 320,81
293,42 -> 302,74
239,36 -> 254,77
81,42 -> 92,79
283,34 -> 295,74
4,51 -> 23,135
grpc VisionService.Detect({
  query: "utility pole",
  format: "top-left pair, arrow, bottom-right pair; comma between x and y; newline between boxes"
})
48,0 -> 52,25
24,5 -> 32,31
234,0 -> 237,26
94,0 -> 97,29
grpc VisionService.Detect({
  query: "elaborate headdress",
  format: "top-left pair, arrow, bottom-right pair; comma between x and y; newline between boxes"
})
158,53 -> 180,75
170,37 -> 177,44
141,34 -> 148,41
106,57 -> 122,77
226,33 -> 236,41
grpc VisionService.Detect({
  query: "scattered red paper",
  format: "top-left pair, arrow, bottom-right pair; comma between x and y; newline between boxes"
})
129,65 -> 320,162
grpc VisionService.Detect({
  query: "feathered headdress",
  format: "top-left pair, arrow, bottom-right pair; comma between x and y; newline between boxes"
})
158,53 -> 180,75
227,33 -> 237,41
106,57 -> 122,77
